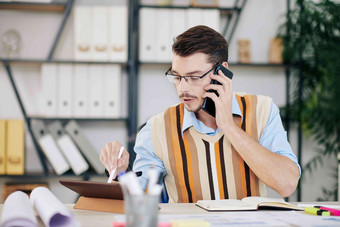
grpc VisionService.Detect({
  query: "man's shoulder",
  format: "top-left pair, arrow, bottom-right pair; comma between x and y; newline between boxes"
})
234,92 -> 273,103
151,103 -> 183,121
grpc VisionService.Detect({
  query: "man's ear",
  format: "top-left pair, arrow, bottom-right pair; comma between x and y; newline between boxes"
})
222,62 -> 229,69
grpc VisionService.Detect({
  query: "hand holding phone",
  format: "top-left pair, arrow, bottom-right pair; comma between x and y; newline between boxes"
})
201,63 -> 233,117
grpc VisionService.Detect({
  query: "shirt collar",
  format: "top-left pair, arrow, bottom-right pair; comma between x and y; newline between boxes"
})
182,95 -> 243,134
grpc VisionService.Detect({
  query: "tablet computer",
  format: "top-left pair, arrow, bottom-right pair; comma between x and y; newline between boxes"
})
59,179 -> 124,200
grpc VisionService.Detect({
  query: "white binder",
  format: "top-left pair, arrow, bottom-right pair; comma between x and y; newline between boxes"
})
74,64 -> 89,117
109,6 -> 128,62
74,6 -> 92,61
89,64 -> 104,117
41,63 -> 58,117
202,9 -> 220,32
31,120 -> 70,175
57,64 -> 73,117
156,9 -> 172,62
187,8 -> 202,29
92,6 -> 108,61
139,8 -> 156,62
47,121 -> 89,175
103,65 -> 121,118
171,9 -> 187,41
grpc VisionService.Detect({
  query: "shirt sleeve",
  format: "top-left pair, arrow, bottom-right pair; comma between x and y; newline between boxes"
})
132,119 -> 167,190
259,102 -> 301,176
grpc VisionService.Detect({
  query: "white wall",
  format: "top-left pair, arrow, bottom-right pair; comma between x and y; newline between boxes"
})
0,0 -> 335,203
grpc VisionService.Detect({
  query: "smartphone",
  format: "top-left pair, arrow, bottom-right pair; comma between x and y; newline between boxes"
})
201,63 -> 233,117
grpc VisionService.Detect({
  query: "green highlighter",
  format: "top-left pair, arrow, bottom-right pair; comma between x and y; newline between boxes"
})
305,207 -> 331,216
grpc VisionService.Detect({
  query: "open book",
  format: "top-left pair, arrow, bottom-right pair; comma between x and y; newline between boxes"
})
0,187 -> 79,227
196,196 -> 304,211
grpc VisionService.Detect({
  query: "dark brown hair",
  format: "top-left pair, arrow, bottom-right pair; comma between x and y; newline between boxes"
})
172,25 -> 229,64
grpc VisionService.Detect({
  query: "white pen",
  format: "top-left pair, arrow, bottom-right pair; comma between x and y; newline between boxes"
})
107,146 -> 124,183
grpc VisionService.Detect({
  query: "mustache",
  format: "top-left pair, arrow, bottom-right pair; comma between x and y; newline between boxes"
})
179,93 -> 197,99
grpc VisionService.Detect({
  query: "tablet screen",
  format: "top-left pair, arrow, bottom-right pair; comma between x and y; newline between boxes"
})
59,179 -> 124,200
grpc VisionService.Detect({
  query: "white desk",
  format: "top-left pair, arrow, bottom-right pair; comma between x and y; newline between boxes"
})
1,202 -> 340,227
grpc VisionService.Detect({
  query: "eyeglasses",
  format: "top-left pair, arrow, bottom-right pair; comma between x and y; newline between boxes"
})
165,63 -> 218,86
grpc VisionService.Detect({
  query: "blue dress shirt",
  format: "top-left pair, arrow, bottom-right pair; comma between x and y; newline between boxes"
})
133,95 -> 301,191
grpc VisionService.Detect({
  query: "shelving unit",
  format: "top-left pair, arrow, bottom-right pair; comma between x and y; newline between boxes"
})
1,0 -> 293,185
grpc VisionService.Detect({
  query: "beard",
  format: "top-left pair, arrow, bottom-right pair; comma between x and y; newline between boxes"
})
179,93 -> 201,113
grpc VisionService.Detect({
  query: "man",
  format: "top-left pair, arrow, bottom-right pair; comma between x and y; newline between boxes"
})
100,25 -> 300,203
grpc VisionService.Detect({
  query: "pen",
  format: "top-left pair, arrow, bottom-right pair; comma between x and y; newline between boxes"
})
314,206 -> 340,216
305,207 -> 330,216
107,146 -> 124,183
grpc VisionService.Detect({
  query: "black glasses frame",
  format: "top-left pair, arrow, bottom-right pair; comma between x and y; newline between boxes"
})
165,63 -> 220,84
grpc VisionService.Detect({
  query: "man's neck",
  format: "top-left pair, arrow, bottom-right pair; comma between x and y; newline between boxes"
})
195,110 -> 218,131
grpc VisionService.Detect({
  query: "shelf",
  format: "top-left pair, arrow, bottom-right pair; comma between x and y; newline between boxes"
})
139,4 -> 241,12
0,172 -> 105,179
0,1 -> 67,12
27,117 -> 128,122
139,61 -> 295,68
1,58 -> 128,66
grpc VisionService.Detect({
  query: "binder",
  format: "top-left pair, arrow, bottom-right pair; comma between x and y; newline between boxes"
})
187,8 -> 202,29
57,64 -> 73,117
139,8 -> 156,62
92,6 -> 108,61
89,64 -> 104,117
47,121 -> 89,175
64,120 -> 104,174
31,120 -> 70,175
108,6 -> 128,62
6,120 -> 24,175
74,64 -> 89,117
41,63 -> 58,117
171,9 -> 187,41
0,120 -> 6,174
202,9 -> 220,32
103,65 -> 121,118
74,6 -> 92,61
156,9 -> 172,62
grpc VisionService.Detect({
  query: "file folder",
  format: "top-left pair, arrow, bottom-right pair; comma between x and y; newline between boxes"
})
171,9 -> 187,40
6,120 -> 25,175
41,63 -> 58,117
74,64 -> 89,117
47,121 -> 89,175
57,64 -> 73,117
0,120 -> 6,174
31,120 -> 70,175
89,65 -> 104,117
92,6 -> 108,61
187,8 -> 202,29
109,6 -> 128,62
103,65 -> 121,118
202,9 -> 220,33
156,9 -> 172,62
64,120 -> 104,174
74,6 -> 92,61
139,8 -> 156,62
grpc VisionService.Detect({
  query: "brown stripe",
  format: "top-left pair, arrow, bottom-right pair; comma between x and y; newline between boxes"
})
169,106 -> 187,202
176,105 -> 193,203
203,140 -> 215,200
218,136 -> 228,199
184,131 -> 201,202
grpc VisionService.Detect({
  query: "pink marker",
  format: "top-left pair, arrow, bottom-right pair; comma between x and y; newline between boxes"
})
315,206 -> 340,216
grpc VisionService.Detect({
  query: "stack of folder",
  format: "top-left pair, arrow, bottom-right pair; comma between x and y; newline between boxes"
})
41,63 -> 121,118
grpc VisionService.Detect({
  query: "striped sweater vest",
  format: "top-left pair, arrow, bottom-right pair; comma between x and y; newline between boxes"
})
150,93 -> 272,203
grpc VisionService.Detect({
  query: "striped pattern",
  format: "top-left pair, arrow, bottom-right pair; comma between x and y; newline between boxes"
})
151,93 -> 272,203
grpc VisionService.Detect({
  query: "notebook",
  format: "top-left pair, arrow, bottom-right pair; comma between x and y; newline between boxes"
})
196,196 -> 304,211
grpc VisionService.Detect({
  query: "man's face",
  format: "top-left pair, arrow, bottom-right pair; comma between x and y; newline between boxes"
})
171,52 -> 213,113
